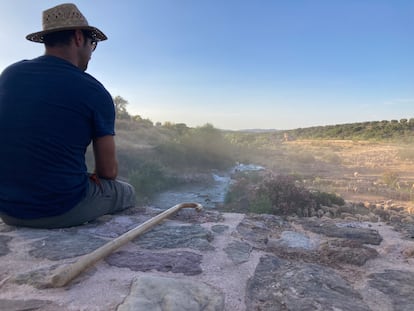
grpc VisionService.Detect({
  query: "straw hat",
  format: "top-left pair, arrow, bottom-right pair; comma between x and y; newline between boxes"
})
26,3 -> 107,43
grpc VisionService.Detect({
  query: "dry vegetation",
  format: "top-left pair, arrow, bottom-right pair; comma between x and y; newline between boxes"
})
89,118 -> 414,214
246,139 -> 414,208
219,138 -> 414,229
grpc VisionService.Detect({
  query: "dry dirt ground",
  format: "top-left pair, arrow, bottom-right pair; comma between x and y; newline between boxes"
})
267,140 -> 414,211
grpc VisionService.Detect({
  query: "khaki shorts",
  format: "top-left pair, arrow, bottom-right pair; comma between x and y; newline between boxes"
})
0,177 -> 136,229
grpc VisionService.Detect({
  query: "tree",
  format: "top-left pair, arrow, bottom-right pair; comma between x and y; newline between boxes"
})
113,96 -> 130,119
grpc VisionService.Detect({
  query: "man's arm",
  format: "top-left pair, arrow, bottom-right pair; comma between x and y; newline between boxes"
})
93,135 -> 118,180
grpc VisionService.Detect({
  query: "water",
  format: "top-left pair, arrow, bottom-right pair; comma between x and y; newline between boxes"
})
151,173 -> 231,209
151,164 -> 264,210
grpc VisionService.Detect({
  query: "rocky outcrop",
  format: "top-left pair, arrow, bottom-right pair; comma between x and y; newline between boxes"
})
1,207 -> 414,310
246,256 -> 371,311
118,275 -> 225,311
106,250 -> 203,275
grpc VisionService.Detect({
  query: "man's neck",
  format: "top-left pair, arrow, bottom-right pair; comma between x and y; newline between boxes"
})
45,47 -> 79,69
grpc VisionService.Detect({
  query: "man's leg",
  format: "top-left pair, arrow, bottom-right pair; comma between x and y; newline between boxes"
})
62,178 -> 137,222
1,178 -> 136,229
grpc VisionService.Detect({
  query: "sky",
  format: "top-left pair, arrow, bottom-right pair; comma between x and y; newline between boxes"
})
0,1 -> 413,130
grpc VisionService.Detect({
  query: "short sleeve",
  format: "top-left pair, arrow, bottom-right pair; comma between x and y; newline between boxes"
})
88,81 -> 116,138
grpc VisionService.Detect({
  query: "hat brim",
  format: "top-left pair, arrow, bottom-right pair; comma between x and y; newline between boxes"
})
26,26 -> 107,43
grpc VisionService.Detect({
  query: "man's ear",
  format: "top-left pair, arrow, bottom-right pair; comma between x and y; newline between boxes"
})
73,29 -> 84,47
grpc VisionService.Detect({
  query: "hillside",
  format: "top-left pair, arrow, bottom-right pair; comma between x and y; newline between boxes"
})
109,118 -> 414,208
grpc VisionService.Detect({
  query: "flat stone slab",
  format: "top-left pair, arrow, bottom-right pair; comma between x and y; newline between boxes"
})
267,235 -> 378,267
268,230 -> 317,250
319,239 -> 379,266
392,222 -> 414,240
117,275 -> 224,311
246,255 -> 371,311
300,219 -> 383,245
132,224 -> 214,251
224,240 -> 252,264
78,215 -> 152,238
211,224 -> 229,234
1,209 -> 414,310
235,214 -> 291,248
106,250 -> 203,275
28,231 -> 107,260
368,269 -> 414,310
0,299 -> 55,311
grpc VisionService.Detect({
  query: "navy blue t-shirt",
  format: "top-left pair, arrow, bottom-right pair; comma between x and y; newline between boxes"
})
0,55 -> 115,219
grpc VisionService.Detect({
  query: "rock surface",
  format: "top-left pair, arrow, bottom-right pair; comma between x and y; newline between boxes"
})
246,255 -> 371,311
118,275 -> 225,311
1,206 -> 414,310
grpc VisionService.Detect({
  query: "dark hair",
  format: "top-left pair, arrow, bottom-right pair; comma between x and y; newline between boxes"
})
81,29 -> 94,39
43,30 -> 76,47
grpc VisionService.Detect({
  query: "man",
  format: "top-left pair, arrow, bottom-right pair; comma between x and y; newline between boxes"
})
0,3 -> 136,228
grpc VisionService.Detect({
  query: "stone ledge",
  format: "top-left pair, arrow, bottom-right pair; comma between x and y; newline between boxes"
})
1,208 -> 414,310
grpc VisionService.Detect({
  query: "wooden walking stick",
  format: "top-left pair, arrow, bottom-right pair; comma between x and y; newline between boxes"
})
47,202 -> 203,288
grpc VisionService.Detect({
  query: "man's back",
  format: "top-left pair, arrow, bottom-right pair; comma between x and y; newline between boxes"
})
0,55 -> 115,219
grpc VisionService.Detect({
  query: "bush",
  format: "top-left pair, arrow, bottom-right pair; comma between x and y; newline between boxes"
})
225,177 -> 250,205
254,175 -> 317,216
311,191 -> 345,206
129,161 -> 176,199
224,173 -> 346,217
249,194 -> 273,214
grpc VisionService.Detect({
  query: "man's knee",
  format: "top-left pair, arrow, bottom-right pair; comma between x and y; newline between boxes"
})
116,180 -> 136,207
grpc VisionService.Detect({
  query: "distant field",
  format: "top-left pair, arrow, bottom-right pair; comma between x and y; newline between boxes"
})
262,139 -> 414,207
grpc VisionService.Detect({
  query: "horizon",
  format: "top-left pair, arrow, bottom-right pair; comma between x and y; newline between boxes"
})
221,116 -> 414,132
1,1 -> 413,130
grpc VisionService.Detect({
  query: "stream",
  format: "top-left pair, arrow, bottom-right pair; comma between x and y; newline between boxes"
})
150,164 -> 264,210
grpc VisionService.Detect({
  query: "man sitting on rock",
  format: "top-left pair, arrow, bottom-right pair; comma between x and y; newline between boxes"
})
0,3 -> 136,228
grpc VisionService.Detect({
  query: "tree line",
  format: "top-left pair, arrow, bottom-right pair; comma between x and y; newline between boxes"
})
113,95 -> 414,143
286,118 -> 414,142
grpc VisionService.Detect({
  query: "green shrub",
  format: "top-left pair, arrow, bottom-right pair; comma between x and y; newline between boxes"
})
311,191 -> 345,206
225,173 -> 346,216
129,161 -> 176,199
224,177 -> 249,204
249,194 -> 273,214
255,175 -> 317,216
